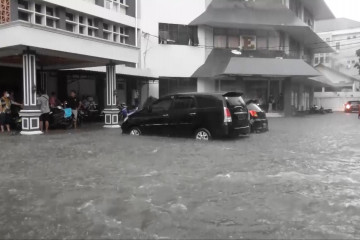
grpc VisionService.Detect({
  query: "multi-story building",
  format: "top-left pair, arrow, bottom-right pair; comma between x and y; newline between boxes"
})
140,0 -> 334,116
314,18 -> 360,79
0,0 -> 154,134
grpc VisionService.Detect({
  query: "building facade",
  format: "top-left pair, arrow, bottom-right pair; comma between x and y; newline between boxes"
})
314,18 -> 360,80
0,0 -> 153,134
140,0 -> 334,116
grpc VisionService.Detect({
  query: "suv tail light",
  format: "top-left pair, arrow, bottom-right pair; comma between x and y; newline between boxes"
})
224,107 -> 232,123
346,104 -> 351,109
249,110 -> 258,118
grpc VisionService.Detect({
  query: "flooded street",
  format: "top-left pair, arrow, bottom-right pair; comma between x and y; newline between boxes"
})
1,113 -> 360,239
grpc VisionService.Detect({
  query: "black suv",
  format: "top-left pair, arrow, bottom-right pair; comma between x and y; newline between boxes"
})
121,92 -> 250,140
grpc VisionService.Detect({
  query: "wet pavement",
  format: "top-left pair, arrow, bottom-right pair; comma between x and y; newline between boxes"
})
0,112 -> 360,239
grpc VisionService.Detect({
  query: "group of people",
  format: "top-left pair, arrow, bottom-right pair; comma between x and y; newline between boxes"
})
37,90 -> 81,133
0,89 -> 81,133
257,94 -> 284,113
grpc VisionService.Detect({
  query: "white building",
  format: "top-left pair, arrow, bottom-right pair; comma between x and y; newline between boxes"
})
140,0 -> 334,116
0,0 -> 155,133
313,18 -> 360,110
314,18 -> 360,82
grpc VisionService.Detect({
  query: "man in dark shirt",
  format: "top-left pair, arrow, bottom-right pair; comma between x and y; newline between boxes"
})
67,90 -> 81,129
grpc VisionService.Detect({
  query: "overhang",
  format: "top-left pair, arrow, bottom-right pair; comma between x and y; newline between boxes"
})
193,49 -> 321,78
0,21 -> 139,70
71,66 -> 158,79
224,58 -> 320,77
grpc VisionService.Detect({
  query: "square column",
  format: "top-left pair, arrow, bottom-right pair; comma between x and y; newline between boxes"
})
103,64 -> 120,128
19,51 -> 42,135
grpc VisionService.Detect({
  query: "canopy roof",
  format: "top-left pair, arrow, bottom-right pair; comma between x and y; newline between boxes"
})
190,0 -> 334,53
192,49 -> 321,78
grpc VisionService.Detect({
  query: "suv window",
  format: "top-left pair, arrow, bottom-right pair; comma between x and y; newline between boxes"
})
173,97 -> 195,110
225,96 -> 246,107
247,103 -> 262,111
196,95 -> 219,108
152,98 -> 172,113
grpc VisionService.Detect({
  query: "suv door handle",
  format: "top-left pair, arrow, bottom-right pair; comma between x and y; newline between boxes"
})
189,113 -> 197,116
162,114 -> 169,117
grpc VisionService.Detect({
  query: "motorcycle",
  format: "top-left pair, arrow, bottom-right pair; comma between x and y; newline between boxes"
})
309,105 -> 333,114
49,106 -> 73,129
80,96 -> 101,122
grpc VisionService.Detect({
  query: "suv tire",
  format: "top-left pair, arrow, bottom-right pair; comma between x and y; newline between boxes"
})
195,128 -> 211,141
129,127 -> 141,136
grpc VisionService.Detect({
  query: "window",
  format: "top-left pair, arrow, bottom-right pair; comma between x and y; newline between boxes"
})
214,35 -> 227,48
336,42 -> 340,50
320,56 -> 324,63
325,55 -> 330,63
65,23 -> 74,32
35,15 -> 42,24
46,7 -> 54,16
151,99 -> 172,113
18,11 -> 30,21
173,97 -> 195,110
66,12 -> 74,22
18,0 -> 29,9
314,57 -> 319,65
241,36 -> 256,50
35,4 -> 42,13
159,23 -> 199,46
228,36 -> 240,49
46,18 -> 55,28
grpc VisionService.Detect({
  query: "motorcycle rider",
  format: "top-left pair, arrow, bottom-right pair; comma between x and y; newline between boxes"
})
66,90 -> 81,129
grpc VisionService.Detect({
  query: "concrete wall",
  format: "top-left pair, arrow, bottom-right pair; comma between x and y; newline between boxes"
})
314,92 -> 360,111
140,0 -> 207,77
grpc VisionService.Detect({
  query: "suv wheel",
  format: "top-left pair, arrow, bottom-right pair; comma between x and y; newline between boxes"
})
195,128 -> 211,141
129,127 -> 141,136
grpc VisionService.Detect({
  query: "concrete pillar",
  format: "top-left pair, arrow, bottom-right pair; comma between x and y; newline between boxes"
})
299,84 -> 305,111
19,51 -> 42,135
103,64 -> 120,128
309,86 -> 314,108
353,82 -> 356,92
283,78 -> 293,117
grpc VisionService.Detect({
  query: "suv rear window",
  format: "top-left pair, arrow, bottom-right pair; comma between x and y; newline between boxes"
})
225,96 -> 246,107
247,103 -> 262,111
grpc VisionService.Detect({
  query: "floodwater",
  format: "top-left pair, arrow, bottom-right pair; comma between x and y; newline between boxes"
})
0,113 -> 360,239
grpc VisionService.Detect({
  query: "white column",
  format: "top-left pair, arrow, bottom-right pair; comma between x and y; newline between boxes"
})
103,64 -> 120,128
20,51 -> 42,135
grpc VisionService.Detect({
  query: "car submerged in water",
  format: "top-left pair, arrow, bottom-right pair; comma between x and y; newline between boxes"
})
344,101 -> 360,113
246,100 -> 269,133
121,92 -> 250,140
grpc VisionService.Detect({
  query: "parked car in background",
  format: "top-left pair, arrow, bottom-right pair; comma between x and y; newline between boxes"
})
121,92 -> 250,140
344,101 -> 360,113
246,100 -> 269,133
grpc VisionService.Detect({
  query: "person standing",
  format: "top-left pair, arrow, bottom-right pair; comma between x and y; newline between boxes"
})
37,90 -> 51,133
0,91 -> 22,133
49,92 -> 60,108
67,90 -> 81,129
